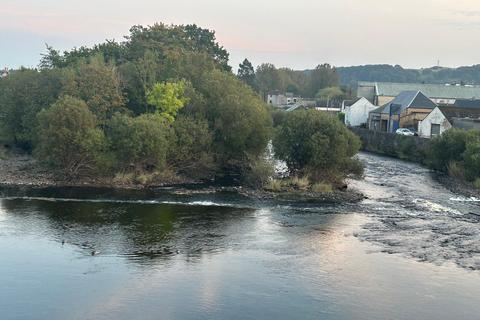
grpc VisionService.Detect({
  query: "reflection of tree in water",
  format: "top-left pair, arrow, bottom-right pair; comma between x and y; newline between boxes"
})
1,199 -> 254,265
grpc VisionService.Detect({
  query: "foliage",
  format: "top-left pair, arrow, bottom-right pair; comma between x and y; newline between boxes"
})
273,109 -> 362,184
0,68 -> 67,149
147,81 -> 188,122
237,59 -> 256,89
35,96 -> 106,178
426,129 -> 480,183
0,23 -> 285,186
169,115 -> 216,178
107,113 -> 171,170
192,70 -> 272,168
242,155 -> 275,188
255,63 -> 341,99
426,129 -> 468,172
69,58 -> 126,123
315,86 -> 344,101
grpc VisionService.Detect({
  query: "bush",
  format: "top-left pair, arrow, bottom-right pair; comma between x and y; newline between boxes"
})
273,109 -> 362,183
107,113 -> 171,171
427,129 -> 468,172
169,115 -> 216,179
35,96 -> 107,178
243,156 -> 275,188
427,129 -> 480,183
192,70 -> 272,168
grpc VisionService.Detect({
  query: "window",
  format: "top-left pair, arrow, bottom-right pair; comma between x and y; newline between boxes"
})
431,124 -> 441,136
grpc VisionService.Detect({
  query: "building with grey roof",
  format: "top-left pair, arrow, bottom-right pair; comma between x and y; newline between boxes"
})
368,91 -> 437,133
358,81 -> 480,106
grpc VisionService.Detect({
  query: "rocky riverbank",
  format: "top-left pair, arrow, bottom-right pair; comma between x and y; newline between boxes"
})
0,148 -> 364,204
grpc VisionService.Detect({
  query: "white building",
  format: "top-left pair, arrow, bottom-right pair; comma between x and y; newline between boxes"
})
418,105 -> 480,138
417,107 -> 452,138
343,97 -> 377,127
267,92 -> 301,107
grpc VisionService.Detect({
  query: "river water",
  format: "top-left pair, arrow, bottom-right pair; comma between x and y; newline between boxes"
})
1,153 -> 479,320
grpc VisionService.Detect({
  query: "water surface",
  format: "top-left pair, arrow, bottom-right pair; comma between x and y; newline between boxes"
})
1,153 -> 480,320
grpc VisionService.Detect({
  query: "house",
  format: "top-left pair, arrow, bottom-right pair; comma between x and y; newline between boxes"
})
342,97 -> 377,127
368,91 -> 437,133
267,92 -> 301,107
418,103 -> 480,138
358,81 -> 480,106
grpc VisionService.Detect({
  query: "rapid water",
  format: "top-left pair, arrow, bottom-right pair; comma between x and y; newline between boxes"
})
0,152 -> 479,320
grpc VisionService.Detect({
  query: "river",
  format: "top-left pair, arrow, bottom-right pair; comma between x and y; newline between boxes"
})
0,152 -> 479,320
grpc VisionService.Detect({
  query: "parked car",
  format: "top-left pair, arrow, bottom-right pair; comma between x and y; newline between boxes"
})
395,128 -> 416,136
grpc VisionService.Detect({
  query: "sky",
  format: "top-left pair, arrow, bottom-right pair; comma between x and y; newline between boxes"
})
2,0 -> 480,70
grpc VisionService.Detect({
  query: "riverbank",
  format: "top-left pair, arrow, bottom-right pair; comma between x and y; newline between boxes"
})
0,147 -> 364,204
350,128 -> 480,199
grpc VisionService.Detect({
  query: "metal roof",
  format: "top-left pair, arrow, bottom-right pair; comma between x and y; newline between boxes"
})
358,81 -> 480,99
380,91 -> 437,115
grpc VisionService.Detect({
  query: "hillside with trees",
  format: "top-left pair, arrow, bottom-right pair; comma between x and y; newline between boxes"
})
337,64 -> 480,88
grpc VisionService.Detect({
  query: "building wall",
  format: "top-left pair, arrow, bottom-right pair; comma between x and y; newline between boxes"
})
345,98 -> 377,127
399,108 -> 433,130
417,108 -> 452,138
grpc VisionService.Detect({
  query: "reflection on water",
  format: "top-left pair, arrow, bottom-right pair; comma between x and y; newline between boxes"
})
1,153 -> 480,320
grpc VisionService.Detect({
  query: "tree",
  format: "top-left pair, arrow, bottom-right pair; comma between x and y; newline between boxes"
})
35,96 -> 106,178
0,68 -> 67,149
315,86 -> 345,107
146,81 -> 189,122
107,113 -> 171,170
273,109 -> 361,184
72,57 -> 126,123
238,59 -> 256,88
192,70 -> 272,169
306,64 -> 340,98
255,63 -> 282,98
169,115 -> 216,178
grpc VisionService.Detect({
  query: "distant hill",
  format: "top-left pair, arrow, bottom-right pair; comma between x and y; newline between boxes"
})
336,64 -> 480,88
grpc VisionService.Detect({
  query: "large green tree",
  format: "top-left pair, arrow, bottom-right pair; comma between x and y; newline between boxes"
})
273,109 -> 361,183
35,96 -> 106,178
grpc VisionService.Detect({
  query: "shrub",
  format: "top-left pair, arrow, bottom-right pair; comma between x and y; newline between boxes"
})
243,155 -> 275,188
273,109 -> 362,183
426,129 -> 468,172
35,96 -> 107,178
169,115 -> 216,179
107,113 -> 171,171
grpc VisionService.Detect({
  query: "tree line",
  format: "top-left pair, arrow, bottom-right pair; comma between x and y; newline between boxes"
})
0,23 -> 361,189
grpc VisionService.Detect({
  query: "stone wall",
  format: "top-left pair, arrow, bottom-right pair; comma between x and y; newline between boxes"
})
350,127 -> 430,163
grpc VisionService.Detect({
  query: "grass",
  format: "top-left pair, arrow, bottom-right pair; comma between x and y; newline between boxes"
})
312,182 -> 333,193
474,178 -> 480,190
286,176 -> 310,190
447,161 -> 465,180
264,179 -> 282,192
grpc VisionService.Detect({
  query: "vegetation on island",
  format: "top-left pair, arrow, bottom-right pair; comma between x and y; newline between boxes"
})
0,23 -> 360,192
269,110 -> 363,192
